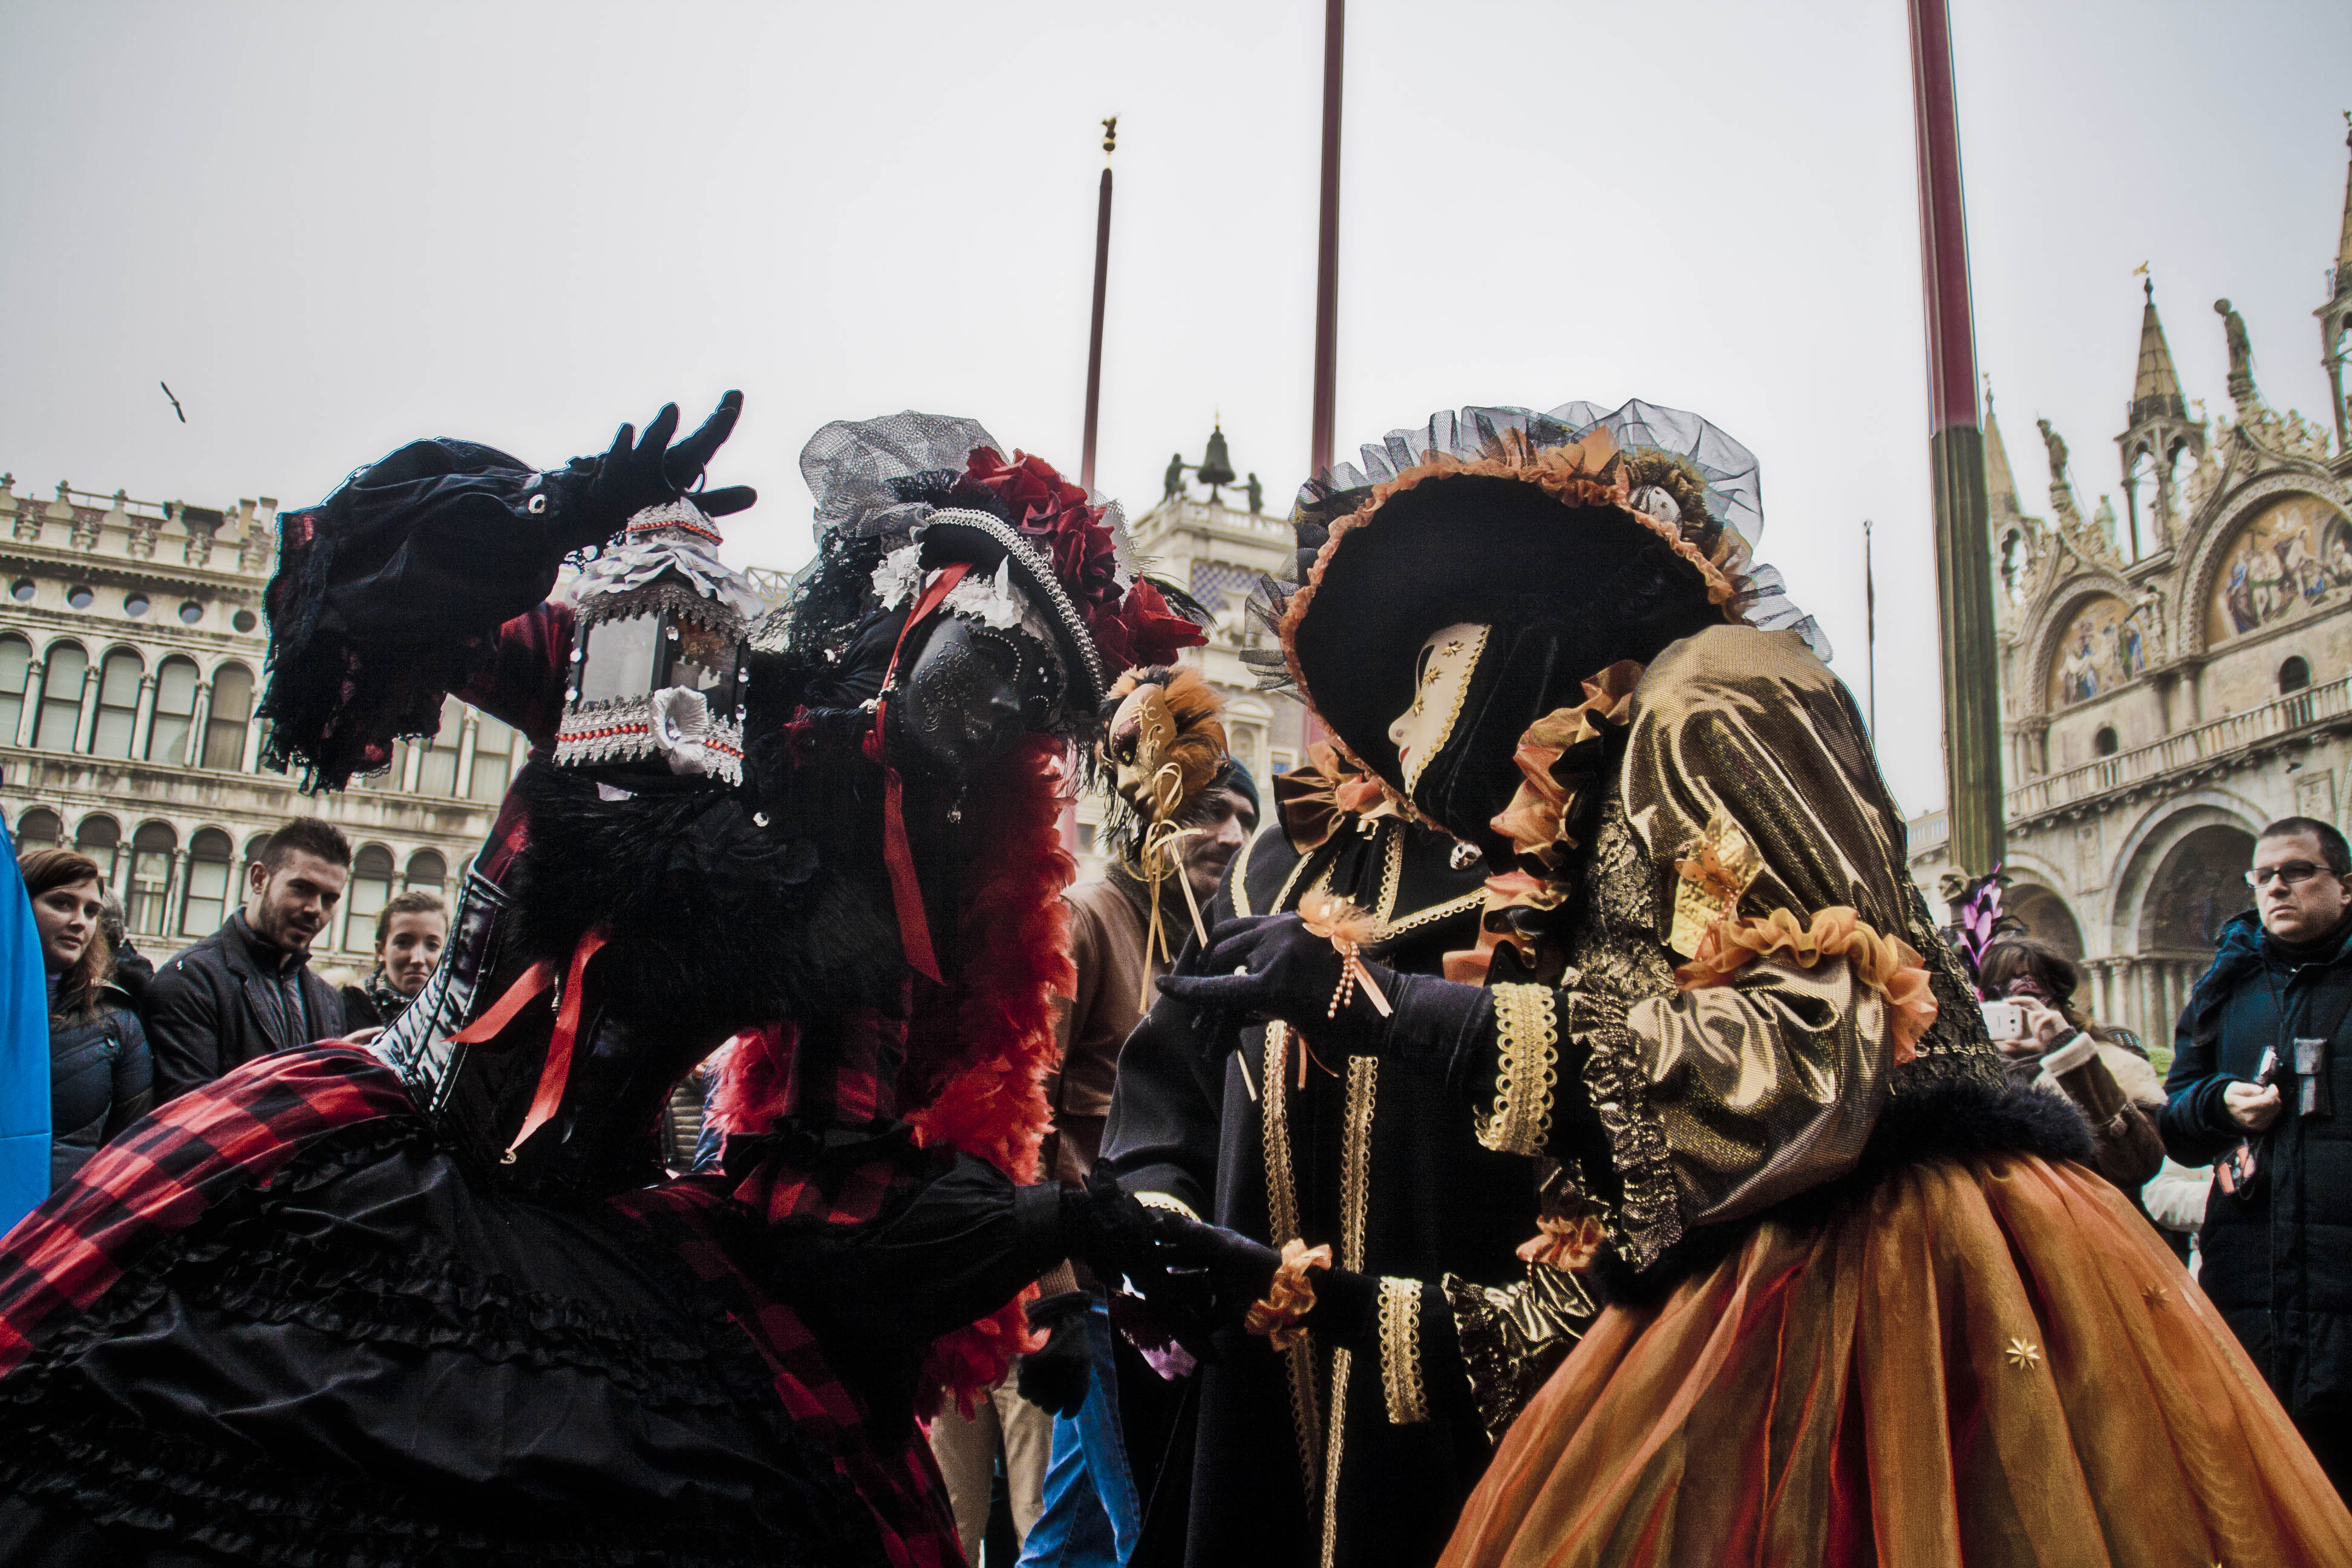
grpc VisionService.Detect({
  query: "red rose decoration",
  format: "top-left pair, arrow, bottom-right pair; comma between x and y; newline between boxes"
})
955,445 -> 1203,682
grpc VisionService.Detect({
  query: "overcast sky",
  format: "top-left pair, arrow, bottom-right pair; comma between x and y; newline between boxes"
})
2,0 -> 2345,817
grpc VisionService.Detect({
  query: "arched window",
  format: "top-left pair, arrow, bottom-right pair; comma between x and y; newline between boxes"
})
91,648 -> 143,759
0,635 -> 30,741
345,844 -> 396,953
203,662 -> 255,769
34,642 -> 88,751
13,807 -> 62,846
74,815 -> 121,884
418,697 -> 465,795
147,657 -> 200,763
469,713 -> 517,802
404,849 -> 448,891
127,821 -> 178,935
2280,655 -> 2313,694
180,828 -> 236,936
2094,726 -> 2120,757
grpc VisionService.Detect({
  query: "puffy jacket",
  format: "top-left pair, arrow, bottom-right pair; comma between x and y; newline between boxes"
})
2161,909 -> 2352,1421
50,982 -> 153,1189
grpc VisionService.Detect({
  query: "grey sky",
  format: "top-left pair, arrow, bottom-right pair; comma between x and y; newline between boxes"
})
2,0 -> 2345,818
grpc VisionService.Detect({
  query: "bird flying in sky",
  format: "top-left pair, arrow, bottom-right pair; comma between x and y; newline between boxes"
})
159,381 -> 186,422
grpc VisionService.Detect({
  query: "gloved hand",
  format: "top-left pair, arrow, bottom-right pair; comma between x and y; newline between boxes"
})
1058,1168 -> 1158,1288
1145,1210 -> 1282,1328
568,391 -> 758,549
1155,914 -> 1401,1053
1016,1290 -> 1096,1419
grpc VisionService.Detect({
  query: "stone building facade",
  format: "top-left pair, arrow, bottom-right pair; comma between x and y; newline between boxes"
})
1909,130 -> 2352,1052
1068,436 -> 1308,879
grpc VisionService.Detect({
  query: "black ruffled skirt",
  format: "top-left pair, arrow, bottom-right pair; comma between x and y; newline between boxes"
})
0,1117 -> 873,1566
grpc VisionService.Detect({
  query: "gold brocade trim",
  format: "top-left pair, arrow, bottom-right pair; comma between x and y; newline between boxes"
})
1260,1022 -> 1322,1504
1377,1277 -> 1428,1425
1319,1054 -> 1380,1568
1475,984 -> 1560,1156
1379,887 -> 1485,941
1339,1056 -> 1378,1272
1228,824 -> 1260,918
1134,1191 -> 1200,1223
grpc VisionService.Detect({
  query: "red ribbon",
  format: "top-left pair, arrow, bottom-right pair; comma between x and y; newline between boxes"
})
446,925 -> 610,1165
869,560 -> 972,984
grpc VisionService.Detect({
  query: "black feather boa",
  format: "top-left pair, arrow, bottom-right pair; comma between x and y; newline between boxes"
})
1591,1071 -> 2097,1308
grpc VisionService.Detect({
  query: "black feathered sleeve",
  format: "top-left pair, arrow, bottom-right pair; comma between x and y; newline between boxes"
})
259,438 -> 604,790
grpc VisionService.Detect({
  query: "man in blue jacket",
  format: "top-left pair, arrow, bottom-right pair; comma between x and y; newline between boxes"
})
2163,815 -> 2352,1500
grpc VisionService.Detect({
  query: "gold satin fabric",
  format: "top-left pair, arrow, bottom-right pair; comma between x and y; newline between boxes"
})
1440,1153 -> 2352,1567
1575,626 -> 1997,1257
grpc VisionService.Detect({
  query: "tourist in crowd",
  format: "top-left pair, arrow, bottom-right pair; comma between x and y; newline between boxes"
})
339,888 -> 448,1031
146,817 -> 350,1100
1979,933 -> 2166,1198
22,846 -> 152,1190
2162,815 -> 2352,1499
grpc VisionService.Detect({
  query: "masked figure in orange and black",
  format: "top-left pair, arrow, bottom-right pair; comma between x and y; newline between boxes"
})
1153,402 -> 2352,1565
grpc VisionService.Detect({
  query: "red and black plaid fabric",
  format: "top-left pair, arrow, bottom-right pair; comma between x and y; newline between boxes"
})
0,1045 -> 413,1377
724,1013 -> 933,1228
608,1179 -> 961,1568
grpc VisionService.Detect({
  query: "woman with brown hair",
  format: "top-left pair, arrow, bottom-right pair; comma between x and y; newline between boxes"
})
20,846 -> 152,1189
1978,932 -> 2168,1200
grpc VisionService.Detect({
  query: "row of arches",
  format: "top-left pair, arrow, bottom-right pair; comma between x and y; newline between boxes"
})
2,635 -> 525,802
8,803 -> 458,959
0,635 -> 255,768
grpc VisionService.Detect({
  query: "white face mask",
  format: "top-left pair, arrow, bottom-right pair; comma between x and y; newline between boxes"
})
1387,622 -> 1490,795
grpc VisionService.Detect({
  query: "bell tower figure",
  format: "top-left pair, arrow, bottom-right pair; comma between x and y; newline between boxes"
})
2114,273 -> 2203,558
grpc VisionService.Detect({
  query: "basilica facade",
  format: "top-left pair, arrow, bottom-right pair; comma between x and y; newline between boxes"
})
1910,129 -> 2352,1055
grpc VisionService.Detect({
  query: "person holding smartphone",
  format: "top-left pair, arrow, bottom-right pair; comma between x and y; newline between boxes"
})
2161,815 -> 2352,1500
1978,935 -> 2166,1206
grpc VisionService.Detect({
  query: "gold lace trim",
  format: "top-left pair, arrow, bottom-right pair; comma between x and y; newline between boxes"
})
1373,818 -> 1404,927
1133,1191 -> 1200,1223
1379,887 -> 1485,941
1270,839 -> 1327,918
1377,1277 -> 1428,1425
1475,984 -> 1560,1156
1260,1022 -> 1322,1504
1227,823 -> 1261,918
1318,1054 -> 1380,1568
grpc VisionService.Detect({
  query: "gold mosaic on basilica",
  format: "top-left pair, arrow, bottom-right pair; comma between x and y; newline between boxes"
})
2203,495 -> 2352,647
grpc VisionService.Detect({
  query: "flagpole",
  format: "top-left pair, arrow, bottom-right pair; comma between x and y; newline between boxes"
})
1907,0 -> 2004,878
1308,0 -> 1344,479
1080,117 -> 1117,492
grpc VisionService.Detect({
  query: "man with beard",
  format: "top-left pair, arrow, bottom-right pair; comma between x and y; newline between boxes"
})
146,816 -> 350,1100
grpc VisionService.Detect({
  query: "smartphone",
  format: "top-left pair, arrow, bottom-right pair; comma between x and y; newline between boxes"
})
1979,999 -> 2024,1040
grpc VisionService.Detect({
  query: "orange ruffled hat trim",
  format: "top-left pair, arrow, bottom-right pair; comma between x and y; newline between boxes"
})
1674,906 -> 1939,1065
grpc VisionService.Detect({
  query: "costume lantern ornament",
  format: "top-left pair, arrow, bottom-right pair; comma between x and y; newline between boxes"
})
555,496 -> 761,785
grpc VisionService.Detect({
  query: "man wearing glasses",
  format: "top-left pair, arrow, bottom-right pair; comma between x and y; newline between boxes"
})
2162,815 -> 2352,1500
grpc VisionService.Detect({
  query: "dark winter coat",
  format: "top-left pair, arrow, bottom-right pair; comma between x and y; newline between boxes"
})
48,979 -> 152,1189
2161,908 -> 2352,1423
146,913 -> 344,1102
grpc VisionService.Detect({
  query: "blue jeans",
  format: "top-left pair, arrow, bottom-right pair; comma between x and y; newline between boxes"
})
1016,1302 -> 1138,1567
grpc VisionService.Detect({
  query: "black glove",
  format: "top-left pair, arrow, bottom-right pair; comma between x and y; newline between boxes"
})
1143,1211 -> 1379,1347
1155,914 -> 1401,1053
570,391 -> 757,548
1059,1168 -> 1158,1288
1016,1290 -> 1096,1418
